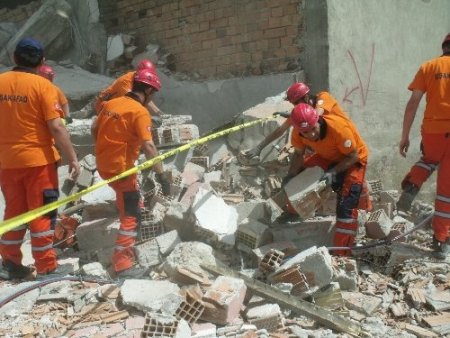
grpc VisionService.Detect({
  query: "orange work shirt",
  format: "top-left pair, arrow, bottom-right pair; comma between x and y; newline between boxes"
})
95,94 -> 153,175
408,55 -> 450,133
95,71 -> 134,113
0,69 -> 63,169
291,114 -> 368,164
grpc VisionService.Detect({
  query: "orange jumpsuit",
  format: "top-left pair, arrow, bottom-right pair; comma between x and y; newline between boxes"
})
286,91 -> 372,211
95,93 -> 153,273
0,68 -> 63,274
404,55 -> 450,242
95,71 -> 134,114
291,114 -> 369,256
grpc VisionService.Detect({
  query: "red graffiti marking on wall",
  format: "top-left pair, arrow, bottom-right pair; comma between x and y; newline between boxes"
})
342,44 -> 375,106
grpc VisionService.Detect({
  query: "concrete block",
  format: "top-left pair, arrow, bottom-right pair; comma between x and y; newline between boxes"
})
271,216 -> 334,251
365,209 -> 393,239
276,246 -> 334,290
270,266 -> 309,297
156,230 -> 181,256
82,172 -> 116,204
120,280 -> 181,315
367,179 -> 383,197
141,312 -> 191,338
163,242 -> 216,283
342,291 -> 382,315
201,276 -> 247,325
181,162 -> 205,186
379,190 -> 397,206
385,243 -> 427,275
236,218 -> 272,252
313,282 -> 344,311
332,257 -> 358,291
80,262 -> 109,279
252,241 -> 297,264
204,170 -> 222,184
81,202 -> 118,221
246,303 -> 282,332
235,201 -> 268,223
80,154 -> 96,171
76,218 -> 120,252
265,197 -> 284,223
135,239 -> 162,267
386,215 -> 414,242
191,322 -> 217,338
193,187 -> 238,246
259,249 -> 285,273
284,166 -> 326,219
175,285 -> 205,324
163,201 -> 197,241
75,167 -> 93,188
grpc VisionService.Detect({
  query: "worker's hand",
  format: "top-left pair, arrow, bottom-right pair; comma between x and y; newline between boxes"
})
399,137 -> 409,158
321,169 -> 336,187
281,173 -> 295,187
69,160 -> 81,181
156,173 -> 171,196
274,111 -> 291,118
245,144 -> 263,159
65,116 -> 73,124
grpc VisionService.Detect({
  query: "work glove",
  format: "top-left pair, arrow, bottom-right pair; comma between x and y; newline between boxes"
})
273,111 -> 291,118
321,169 -> 336,187
65,116 -> 73,124
281,173 -> 295,187
155,173 -> 171,196
245,144 -> 263,159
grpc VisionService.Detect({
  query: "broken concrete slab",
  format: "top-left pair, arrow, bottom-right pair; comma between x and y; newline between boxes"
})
76,218 -> 119,252
155,230 -> 181,256
342,291 -> 382,316
120,280 -> 181,315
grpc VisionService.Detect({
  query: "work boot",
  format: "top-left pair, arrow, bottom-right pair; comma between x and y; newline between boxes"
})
396,183 -> 419,213
0,261 -> 35,280
116,265 -> 150,279
432,236 -> 450,260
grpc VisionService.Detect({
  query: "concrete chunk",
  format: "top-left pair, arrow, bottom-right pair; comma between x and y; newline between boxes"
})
155,230 -> 182,256
201,276 -> 247,325
365,209 -> 393,239
76,218 -> 119,252
135,239 -> 162,267
342,291 -> 382,315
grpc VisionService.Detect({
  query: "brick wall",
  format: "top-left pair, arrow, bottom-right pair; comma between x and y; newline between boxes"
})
0,0 -> 43,24
101,0 -> 304,79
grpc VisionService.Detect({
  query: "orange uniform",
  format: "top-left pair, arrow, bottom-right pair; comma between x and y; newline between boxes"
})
291,114 -> 369,256
95,93 -> 153,273
55,85 -> 68,118
405,55 -> 450,243
0,68 -> 64,274
95,71 -> 134,114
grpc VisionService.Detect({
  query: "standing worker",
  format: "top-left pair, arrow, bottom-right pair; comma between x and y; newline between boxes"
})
0,38 -> 80,279
37,64 -> 72,124
285,103 -> 369,256
95,59 -> 164,118
398,33 -> 450,259
92,68 -> 171,278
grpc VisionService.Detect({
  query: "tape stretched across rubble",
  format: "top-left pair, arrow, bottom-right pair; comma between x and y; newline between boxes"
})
0,116 -> 276,236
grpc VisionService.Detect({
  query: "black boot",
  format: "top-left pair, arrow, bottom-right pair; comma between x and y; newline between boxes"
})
432,236 -> 450,260
397,183 -> 419,213
0,261 -> 34,280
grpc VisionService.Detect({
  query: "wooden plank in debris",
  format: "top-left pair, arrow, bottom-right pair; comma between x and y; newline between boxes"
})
202,263 -> 370,338
407,288 -> 426,309
100,310 -> 129,323
398,323 -> 439,338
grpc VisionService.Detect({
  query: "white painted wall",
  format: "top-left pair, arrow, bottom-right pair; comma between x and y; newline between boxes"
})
326,0 -> 450,199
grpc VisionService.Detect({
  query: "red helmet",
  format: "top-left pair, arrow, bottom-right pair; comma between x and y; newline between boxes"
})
136,59 -> 156,72
134,69 -> 161,91
286,82 -> 310,104
38,64 -> 55,81
291,103 -> 319,132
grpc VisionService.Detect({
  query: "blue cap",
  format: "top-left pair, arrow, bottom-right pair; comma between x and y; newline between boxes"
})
14,37 -> 44,57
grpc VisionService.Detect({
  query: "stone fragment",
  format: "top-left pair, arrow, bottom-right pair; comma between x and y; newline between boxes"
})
342,291 -> 382,315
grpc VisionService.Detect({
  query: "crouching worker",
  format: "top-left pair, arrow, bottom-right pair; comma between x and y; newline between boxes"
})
91,69 -> 170,278
284,103 -> 369,256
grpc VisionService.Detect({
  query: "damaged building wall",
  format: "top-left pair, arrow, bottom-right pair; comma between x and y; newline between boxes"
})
99,0 -> 304,79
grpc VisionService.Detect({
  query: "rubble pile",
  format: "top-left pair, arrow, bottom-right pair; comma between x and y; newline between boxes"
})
0,106 -> 448,338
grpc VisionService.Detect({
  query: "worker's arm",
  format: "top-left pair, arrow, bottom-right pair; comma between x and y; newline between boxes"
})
399,90 -> 424,157
61,103 -> 72,123
281,146 -> 305,186
333,150 -> 359,174
90,116 -> 98,142
141,139 -> 164,174
147,100 -> 163,116
247,120 -> 291,159
47,118 -> 80,179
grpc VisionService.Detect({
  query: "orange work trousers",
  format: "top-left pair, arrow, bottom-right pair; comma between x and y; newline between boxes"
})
0,164 -> 59,274
421,133 -> 450,242
101,172 -> 142,273
401,140 -> 437,190
287,154 -> 367,256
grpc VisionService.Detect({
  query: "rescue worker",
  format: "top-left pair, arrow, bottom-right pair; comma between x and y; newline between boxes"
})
37,64 -> 72,124
94,59 -> 164,118
0,38 -> 80,279
92,68 -> 171,278
398,33 -> 450,259
286,103 -> 369,256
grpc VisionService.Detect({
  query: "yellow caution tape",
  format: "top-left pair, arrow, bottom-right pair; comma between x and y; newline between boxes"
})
0,115 -> 276,236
